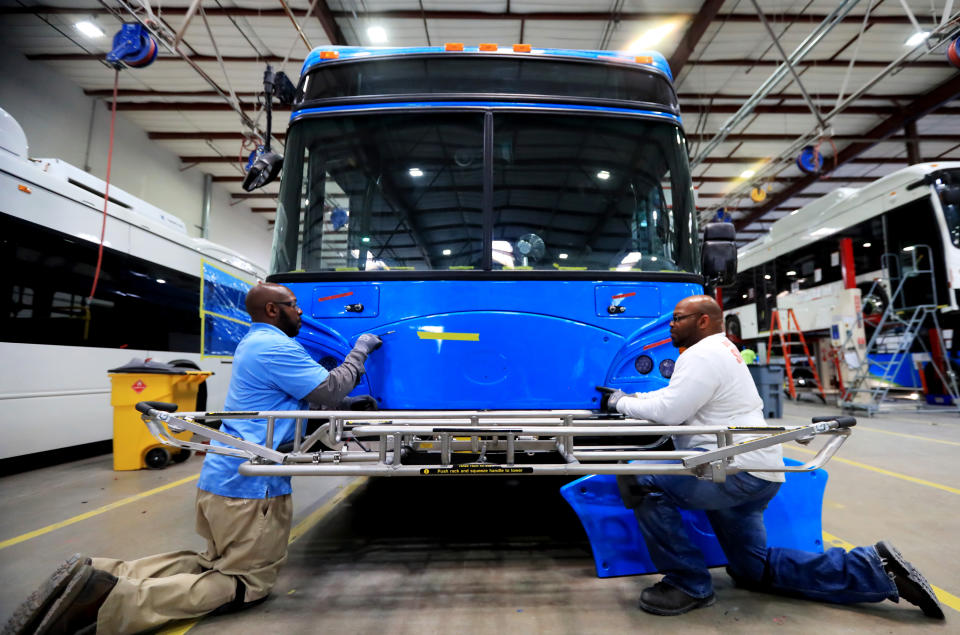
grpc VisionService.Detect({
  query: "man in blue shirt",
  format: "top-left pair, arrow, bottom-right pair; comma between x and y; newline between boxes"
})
9,283 -> 382,634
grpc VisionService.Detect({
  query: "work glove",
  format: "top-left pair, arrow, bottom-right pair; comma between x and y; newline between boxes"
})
596,385 -> 629,414
340,395 -> 379,411
353,333 -> 383,356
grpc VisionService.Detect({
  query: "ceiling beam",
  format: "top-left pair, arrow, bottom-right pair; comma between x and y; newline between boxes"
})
686,134 -> 960,143
669,0 -> 725,77
679,92 -> 921,102
149,131 -> 286,140
734,73 -> 960,230
314,0 -> 348,45
694,175 -> 876,183
699,156 -> 938,164
31,54 -> 946,69
697,192 -> 821,199
2,6 -> 924,25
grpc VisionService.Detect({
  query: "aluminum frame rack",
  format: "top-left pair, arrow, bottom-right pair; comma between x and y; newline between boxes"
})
135,402 -> 855,483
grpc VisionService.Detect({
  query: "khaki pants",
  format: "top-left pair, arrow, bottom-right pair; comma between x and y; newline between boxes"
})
94,490 -> 292,634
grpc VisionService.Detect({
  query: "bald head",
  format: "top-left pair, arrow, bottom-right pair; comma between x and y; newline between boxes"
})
246,283 -> 302,336
669,295 -> 724,348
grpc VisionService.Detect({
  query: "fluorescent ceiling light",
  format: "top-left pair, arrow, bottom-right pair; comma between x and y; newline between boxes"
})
764,274 -> 771,280
408,167 -> 423,177
597,170 -> 610,180
740,169 -> 756,179
558,253 -> 568,260
156,279 -> 166,284
786,270 -> 797,276
863,242 -> 871,248
626,20 -> 682,52
902,245 -> 915,251
75,21 -> 104,38
367,26 -> 388,43
361,236 -> 370,243
905,31 -> 929,47
442,248 -> 452,256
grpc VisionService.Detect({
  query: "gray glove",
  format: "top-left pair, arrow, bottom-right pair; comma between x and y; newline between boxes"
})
353,333 -> 382,356
597,386 -> 629,414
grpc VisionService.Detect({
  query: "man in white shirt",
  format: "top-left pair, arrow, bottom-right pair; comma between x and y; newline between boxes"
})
602,295 -> 942,619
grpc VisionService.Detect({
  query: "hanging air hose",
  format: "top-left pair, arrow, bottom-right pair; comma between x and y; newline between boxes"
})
89,24 -> 160,302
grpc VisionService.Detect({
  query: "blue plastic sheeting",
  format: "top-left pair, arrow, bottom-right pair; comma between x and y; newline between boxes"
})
201,262 -> 252,357
560,458 -> 827,578
866,353 -> 921,388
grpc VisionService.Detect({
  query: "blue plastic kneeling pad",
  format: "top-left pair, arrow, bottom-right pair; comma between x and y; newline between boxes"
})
560,458 -> 826,578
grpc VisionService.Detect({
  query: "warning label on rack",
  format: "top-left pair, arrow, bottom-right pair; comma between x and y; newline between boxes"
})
420,465 -> 534,476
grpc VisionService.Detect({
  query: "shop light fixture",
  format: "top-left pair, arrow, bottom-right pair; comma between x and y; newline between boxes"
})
156,279 -> 166,284
905,31 -> 930,46
75,20 -> 104,38
597,170 -> 610,180
408,168 -> 423,177
367,26 -> 388,43
558,253 -> 568,260
786,270 -> 797,276
863,242 -> 872,248
626,19 -> 682,52
903,245 -> 915,251
442,249 -> 452,256
764,274 -> 771,280
740,169 -> 755,179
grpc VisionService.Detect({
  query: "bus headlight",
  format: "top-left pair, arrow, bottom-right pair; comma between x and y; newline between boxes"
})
659,359 -> 675,378
634,355 -> 654,374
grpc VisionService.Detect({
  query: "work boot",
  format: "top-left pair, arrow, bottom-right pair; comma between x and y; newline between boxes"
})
36,566 -> 118,634
1,554 -> 90,635
638,580 -> 716,616
875,540 -> 944,619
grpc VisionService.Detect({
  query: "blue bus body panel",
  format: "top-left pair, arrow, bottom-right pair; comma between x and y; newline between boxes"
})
301,46 -> 672,80
285,279 -> 701,409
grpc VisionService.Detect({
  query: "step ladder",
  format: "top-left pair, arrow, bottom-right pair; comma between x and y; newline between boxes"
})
839,245 -> 960,414
766,308 -> 825,402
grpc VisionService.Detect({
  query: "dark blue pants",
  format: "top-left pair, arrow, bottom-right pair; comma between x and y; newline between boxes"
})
631,471 -> 897,602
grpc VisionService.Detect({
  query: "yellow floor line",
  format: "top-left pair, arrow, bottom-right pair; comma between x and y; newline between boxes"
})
823,531 -> 960,615
158,478 -> 368,635
788,446 -> 960,495
854,426 -> 960,447
0,474 -> 199,551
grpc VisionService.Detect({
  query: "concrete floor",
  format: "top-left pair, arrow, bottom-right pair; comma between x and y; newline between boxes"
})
1,400 -> 957,634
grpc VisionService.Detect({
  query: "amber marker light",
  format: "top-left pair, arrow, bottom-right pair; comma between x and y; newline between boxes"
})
319,50 -> 339,59
478,43 -> 498,51
513,43 -> 532,52
444,42 -> 464,51
635,55 -> 654,64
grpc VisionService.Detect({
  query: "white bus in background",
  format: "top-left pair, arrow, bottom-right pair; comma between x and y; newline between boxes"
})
722,162 -> 960,390
0,108 -> 266,467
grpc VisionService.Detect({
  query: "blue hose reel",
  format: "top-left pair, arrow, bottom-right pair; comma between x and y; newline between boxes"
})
106,24 -> 158,69
796,145 -> 822,175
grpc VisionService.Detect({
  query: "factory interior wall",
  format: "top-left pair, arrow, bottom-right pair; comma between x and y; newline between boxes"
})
0,48 -> 272,272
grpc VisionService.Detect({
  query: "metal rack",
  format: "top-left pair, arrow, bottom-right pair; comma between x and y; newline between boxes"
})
840,245 -> 960,414
137,403 -> 856,483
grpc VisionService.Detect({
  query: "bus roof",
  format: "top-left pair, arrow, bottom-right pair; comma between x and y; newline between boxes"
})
738,161 -> 960,271
301,45 -> 671,80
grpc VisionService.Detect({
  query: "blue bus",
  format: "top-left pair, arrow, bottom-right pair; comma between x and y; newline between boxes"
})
255,45 -> 735,412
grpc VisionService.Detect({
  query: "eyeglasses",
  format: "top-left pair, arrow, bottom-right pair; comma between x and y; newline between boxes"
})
272,300 -> 298,309
670,312 -> 701,323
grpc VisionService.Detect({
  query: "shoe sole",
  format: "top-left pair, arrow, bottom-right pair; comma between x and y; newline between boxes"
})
1,554 -> 89,635
876,541 -> 944,619
639,593 -> 716,616
35,564 -> 95,635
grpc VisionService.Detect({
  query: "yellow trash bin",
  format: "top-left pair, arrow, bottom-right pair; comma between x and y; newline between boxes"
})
108,359 -> 213,471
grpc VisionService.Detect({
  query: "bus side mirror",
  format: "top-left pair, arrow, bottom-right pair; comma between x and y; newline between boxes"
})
701,222 -> 737,288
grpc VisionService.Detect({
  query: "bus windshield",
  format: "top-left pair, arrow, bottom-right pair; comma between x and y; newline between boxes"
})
271,112 -> 698,274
